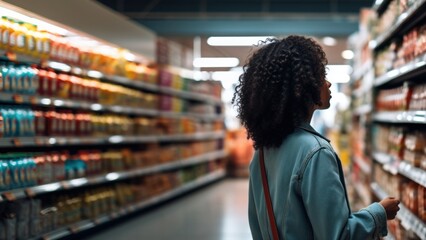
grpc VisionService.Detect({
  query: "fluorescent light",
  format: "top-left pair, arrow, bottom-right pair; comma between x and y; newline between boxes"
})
193,71 -> 211,80
322,37 -> 337,46
211,71 -> 242,81
207,36 -> 274,46
326,65 -> 352,83
193,57 -> 239,68
341,50 -> 354,60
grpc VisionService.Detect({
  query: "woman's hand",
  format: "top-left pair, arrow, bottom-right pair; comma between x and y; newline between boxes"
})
379,197 -> 400,220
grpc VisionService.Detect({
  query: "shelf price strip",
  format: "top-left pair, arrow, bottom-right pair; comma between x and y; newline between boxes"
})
398,161 -> 426,188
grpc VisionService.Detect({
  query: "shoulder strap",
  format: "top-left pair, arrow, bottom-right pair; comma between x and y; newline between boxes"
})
259,148 -> 280,240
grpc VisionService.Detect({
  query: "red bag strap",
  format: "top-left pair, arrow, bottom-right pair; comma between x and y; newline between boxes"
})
259,148 -> 280,240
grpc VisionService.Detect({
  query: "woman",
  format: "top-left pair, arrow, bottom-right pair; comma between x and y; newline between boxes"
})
232,36 -> 400,239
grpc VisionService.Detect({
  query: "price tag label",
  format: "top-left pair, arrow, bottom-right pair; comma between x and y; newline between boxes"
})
12,138 -> 22,147
25,188 -> 35,198
3,192 -> 16,201
12,95 -> 24,104
110,212 -> 118,219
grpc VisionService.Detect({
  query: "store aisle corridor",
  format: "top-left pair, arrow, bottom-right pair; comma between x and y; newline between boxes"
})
85,179 -> 252,240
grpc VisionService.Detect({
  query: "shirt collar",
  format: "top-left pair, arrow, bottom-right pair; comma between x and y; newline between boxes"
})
297,122 -> 330,142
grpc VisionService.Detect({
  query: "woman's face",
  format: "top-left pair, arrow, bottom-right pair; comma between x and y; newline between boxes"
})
317,80 -> 332,109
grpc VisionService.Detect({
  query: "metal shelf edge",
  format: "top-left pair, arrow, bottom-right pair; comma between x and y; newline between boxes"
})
373,0 -> 426,51
39,169 -> 225,240
0,150 -> 226,200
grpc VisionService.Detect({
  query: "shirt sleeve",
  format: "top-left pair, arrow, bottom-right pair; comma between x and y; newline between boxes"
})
300,147 -> 388,240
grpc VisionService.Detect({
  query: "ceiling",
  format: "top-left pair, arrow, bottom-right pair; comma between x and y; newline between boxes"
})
95,0 -> 372,37
95,0 -> 373,68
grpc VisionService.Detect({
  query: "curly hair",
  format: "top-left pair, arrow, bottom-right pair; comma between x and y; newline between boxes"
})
232,35 -> 328,149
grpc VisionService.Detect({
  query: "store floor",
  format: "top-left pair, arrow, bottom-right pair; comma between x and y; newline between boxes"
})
84,178 -> 252,240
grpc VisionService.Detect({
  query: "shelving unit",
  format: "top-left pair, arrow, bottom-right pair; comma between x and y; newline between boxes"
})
349,1 -> 426,239
0,3 -> 227,240
0,150 -> 227,202
35,169 -> 226,240
371,0 -> 426,50
371,182 -> 426,239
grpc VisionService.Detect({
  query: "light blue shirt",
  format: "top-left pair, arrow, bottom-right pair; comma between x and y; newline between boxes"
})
248,123 -> 387,239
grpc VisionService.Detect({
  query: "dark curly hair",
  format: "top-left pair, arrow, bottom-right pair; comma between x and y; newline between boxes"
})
232,35 -> 328,149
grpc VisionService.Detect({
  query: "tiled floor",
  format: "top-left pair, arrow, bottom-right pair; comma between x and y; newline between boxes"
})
85,179 -> 252,240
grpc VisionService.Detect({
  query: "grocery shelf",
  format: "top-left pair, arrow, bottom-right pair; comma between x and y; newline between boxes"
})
353,105 -> 372,116
353,155 -> 372,175
0,150 -> 227,202
0,131 -> 226,148
38,169 -> 226,240
374,52 -> 426,87
0,92 -> 224,121
372,151 -> 394,165
398,161 -> 426,188
102,74 -> 160,93
398,204 -> 426,239
371,0 -> 426,51
159,110 -> 225,121
373,111 -> 426,124
0,51 -> 221,106
372,151 -> 398,175
373,151 -> 426,186
371,182 -> 426,239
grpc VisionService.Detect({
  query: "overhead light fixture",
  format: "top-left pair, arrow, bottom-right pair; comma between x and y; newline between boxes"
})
207,36 -> 274,46
341,50 -> 354,60
326,65 -> 352,84
322,37 -> 337,46
193,57 -> 239,68
193,71 -> 210,80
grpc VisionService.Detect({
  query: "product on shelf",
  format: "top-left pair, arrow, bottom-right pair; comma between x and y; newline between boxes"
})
404,131 -> 426,167
375,83 -> 411,111
0,4 -> 226,240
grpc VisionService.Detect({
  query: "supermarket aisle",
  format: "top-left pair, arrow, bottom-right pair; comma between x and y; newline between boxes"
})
85,179 -> 252,240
